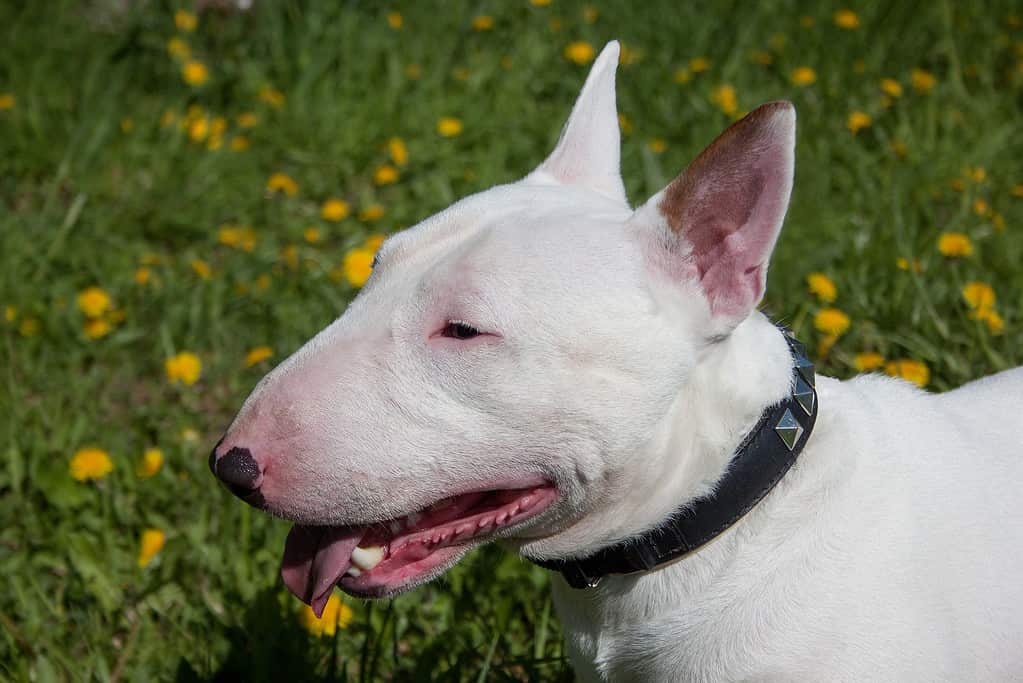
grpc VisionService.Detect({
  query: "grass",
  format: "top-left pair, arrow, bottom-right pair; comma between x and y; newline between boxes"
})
1,1 -> 1021,680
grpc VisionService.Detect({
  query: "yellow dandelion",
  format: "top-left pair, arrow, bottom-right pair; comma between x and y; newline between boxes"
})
160,109 -> 177,128
280,244 -> 299,269
70,447 -> 114,482
387,11 -> 403,29
166,37 -> 190,59
255,274 -> 271,290
374,164 -> 400,185
18,318 -> 39,337
134,267 -> 152,285
120,117 -> 134,134
582,6 -> 599,23
258,86 -> 285,108
174,9 -> 197,31
937,232 -> 973,257
437,117 -> 463,137
182,60 -> 209,87
77,287 -> 112,318
4,305 -> 16,323
880,78 -> 903,97
689,57 -> 711,73
138,448 -> 163,478
304,226 -> 322,243
359,204 -> 384,222
188,117 -> 209,143
885,359 -> 930,388
0,93 -> 14,110
343,248 -> 375,287
230,135 -> 250,151
710,84 -> 738,116
387,137 -> 408,166
618,113 -> 632,135
911,68 -> 936,93
833,9 -> 860,29
853,352 -> 885,372
817,333 -> 838,359
299,593 -> 354,637
847,111 -> 871,135
236,112 -> 258,128
267,172 -> 299,197
962,282 -> 996,310
791,67 -> 817,86
530,0 -> 551,5
245,346 -> 273,368
752,51 -> 773,66
807,273 -> 837,303
321,198 -> 351,222
472,15 -> 494,31
191,259 -> 211,279
165,352 -> 202,385
646,138 -> 667,154
364,234 -> 386,250
83,318 -> 112,340
674,68 -> 692,84
966,166 -> 986,183
138,529 -> 166,568
972,198 -> 989,216
814,307 -> 851,336
973,308 -> 1004,335
564,41 -> 596,65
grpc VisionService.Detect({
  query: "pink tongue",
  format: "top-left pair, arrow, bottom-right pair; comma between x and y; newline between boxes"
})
281,525 -> 365,617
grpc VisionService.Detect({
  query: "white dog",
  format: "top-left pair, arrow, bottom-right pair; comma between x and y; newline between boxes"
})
211,41 -> 1023,681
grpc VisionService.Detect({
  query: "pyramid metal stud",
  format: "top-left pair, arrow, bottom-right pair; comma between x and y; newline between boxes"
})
794,355 -> 815,387
793,375 -> 815,416
774,408 -> 804,451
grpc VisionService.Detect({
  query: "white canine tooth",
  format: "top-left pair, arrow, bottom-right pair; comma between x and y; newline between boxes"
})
350,545 -> 386,572
345,566 -> 362,577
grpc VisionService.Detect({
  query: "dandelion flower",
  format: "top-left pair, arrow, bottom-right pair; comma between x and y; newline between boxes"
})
885,359 -> 930,388
191,259 -> 211,279
853,352 -> 885,372
437,117 -> 463,137
790,67 -> 817,86
167,37 -> 190,59
972,198 -> 989,216
182,60 -> 209,86
814,307 -> 850,336
343,248 -> 375,287
71,447 -> 114,482
937,232 -> 972,257
359,204 -> 384,222
364,234 -> 386,251
165,352 -> 202,386
84,318 -> 112,340
472,15 -> 494,31
267,172 -> 299,197
847,111 -> 871,134
230,136 -> 250,151
806,273 -> 837,303
833,9 -> 860,29
138,448 -> 163,478
879,79 -> 902,98
138,529 -> 166,568
962,282 -> 995,310
618,113 -> 632,135
245,346 -> 273,368
303,227 -> 322,243
674,68 -> 692,84
689,57 -> 711,73
387,137 -> 408,166
374,164 -> 400,185
564,41 -> 596,65
911,68 -> 936,93
18,318 -> 39,337
710,84 -> 738,116
77,287 -> 112,318
752,51 -> 773,66
530,0 -> 551,6
973,308 -> 1004,334
299,593 -> 354,636
321,198 -> 350,222
647,138 -> 667,154
258,86 -> 285,108
236,112 -> 258,128
0,93 -> 14,110
387,11 -> 403,29
4,305 -> 16,323
582,6 -> 599,23
174,9 -> 197,31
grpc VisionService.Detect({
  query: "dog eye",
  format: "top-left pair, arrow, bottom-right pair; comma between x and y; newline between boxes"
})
442,321 -> 481,340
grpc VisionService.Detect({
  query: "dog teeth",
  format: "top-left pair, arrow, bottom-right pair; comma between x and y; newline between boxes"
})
345,566 -> 362,577
350,545 -> 386,572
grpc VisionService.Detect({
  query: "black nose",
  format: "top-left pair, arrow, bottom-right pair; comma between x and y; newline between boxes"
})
212,446 -> 262,495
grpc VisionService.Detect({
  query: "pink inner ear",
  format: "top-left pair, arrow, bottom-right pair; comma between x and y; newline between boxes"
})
658,102 -> 795,320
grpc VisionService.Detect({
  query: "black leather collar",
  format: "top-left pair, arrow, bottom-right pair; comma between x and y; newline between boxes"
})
533,324 -> 818,589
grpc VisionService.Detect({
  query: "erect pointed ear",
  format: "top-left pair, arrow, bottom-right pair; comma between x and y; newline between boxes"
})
634,101 -> 796,328
526,41 -> 627,205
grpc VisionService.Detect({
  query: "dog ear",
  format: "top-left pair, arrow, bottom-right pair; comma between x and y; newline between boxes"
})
527,41 -> 627,205
633,102 -> 796,327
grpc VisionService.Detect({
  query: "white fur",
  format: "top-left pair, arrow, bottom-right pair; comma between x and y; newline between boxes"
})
221,41 -> 1023,680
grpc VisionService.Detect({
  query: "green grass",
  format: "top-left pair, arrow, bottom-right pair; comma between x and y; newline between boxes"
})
1,1 -> 1021,680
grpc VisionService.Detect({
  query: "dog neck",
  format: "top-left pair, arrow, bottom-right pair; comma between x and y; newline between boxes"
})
534,314 -> 816,587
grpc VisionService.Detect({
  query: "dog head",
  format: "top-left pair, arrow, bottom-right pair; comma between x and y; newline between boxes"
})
211,41 -> 796,613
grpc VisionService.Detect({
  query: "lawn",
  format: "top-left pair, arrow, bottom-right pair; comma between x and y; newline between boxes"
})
1,1 -> 1021,680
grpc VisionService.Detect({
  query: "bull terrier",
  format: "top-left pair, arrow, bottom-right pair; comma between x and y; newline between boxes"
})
211,41 -> 1023,681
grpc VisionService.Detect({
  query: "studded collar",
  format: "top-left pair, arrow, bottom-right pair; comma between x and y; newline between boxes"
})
532,324 -> 818,589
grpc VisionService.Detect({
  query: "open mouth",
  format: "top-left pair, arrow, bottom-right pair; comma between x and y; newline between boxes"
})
280,483 -> 558,614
